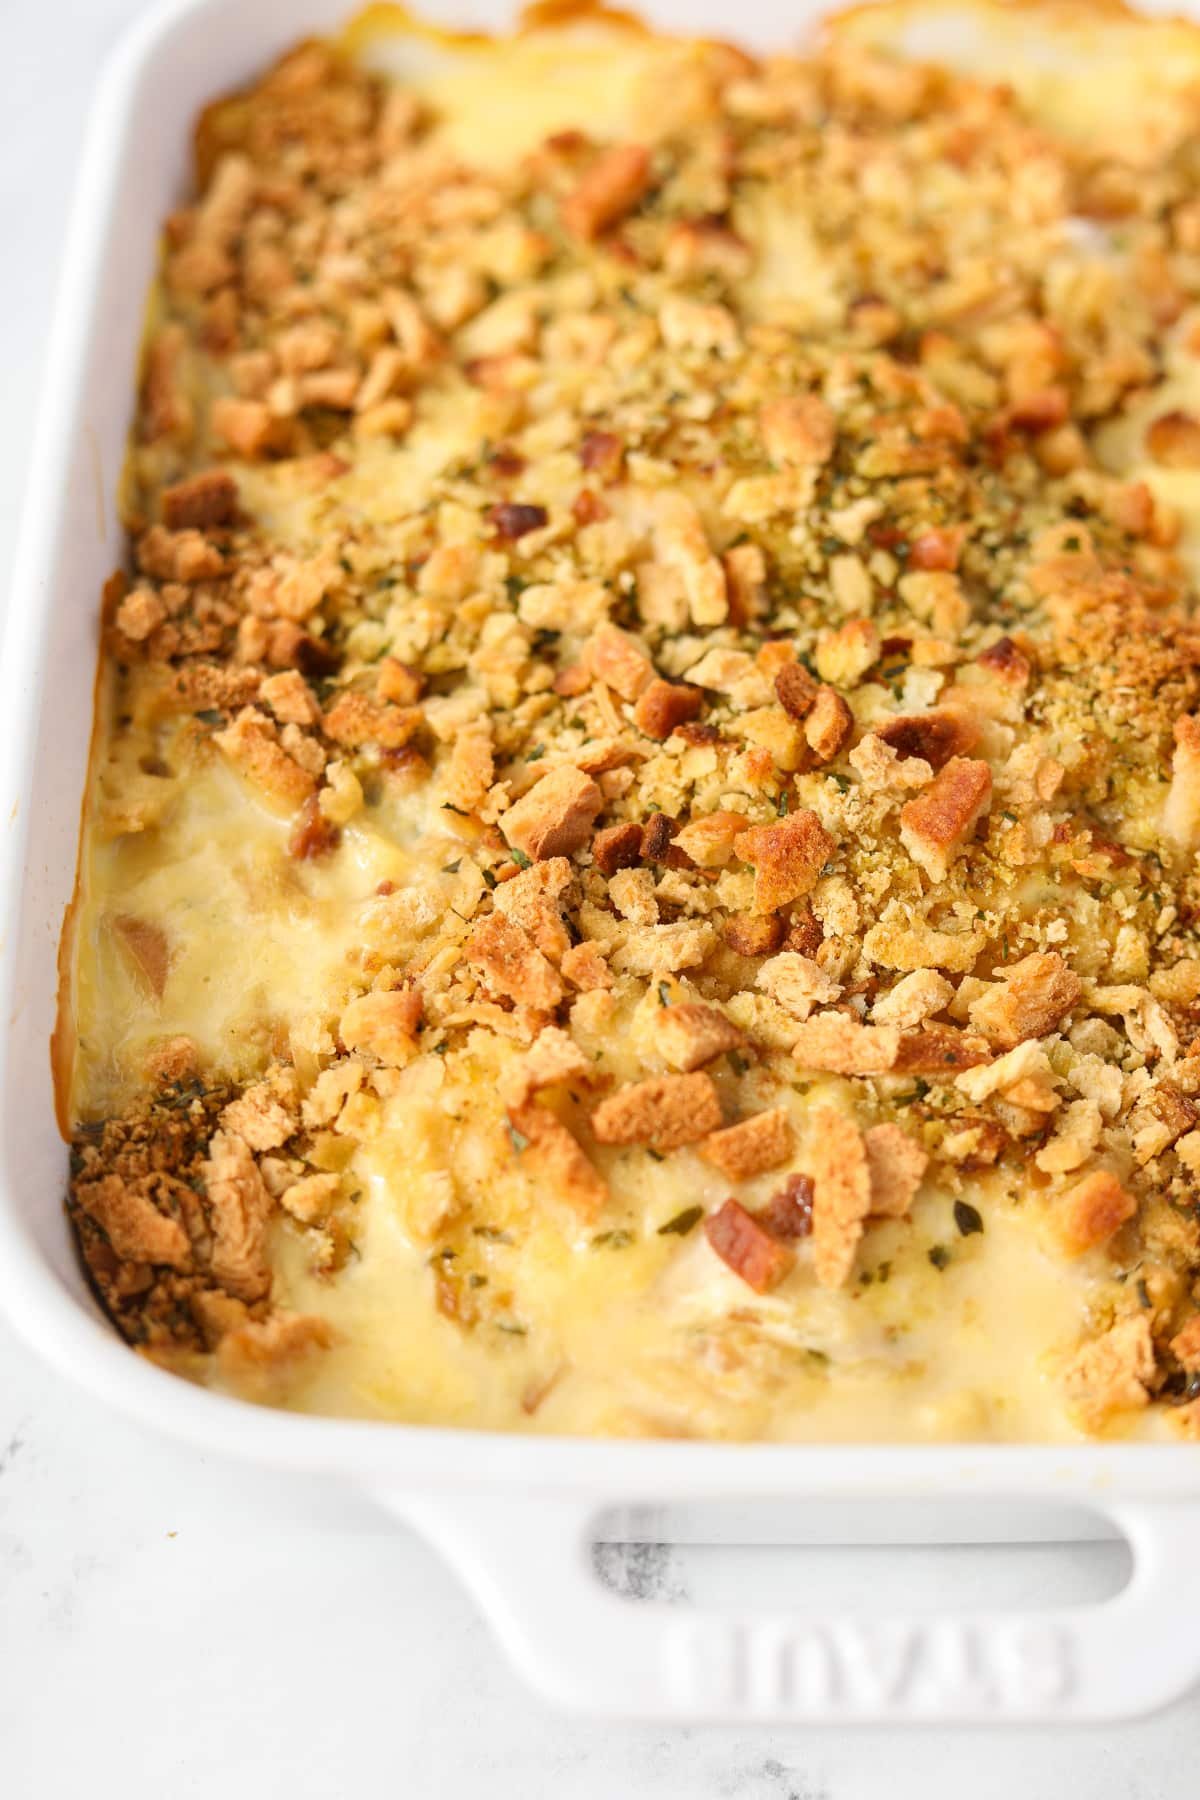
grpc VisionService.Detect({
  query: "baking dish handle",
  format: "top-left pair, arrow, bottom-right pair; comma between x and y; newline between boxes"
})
379,1490 -> 1200,1722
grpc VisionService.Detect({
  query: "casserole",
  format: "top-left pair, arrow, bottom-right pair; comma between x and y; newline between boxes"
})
6,0 -> 1200,1720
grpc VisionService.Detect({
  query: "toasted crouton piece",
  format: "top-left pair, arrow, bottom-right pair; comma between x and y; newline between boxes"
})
507,1026 -> 596,1104
704,1198 -> 794,1292
792,1015 -> 900,1075
804,686 -> 854,763
633,678 -> 704,740
561,144 -> 651,239
672,811 -> 745,868
591,1072 -> 722,1151
1055,1170 -> 1137,1257
899,756 -> 992,881
874,708 -> 980,770
277,1172 -> 342,1226
73,1173 -> 192,1270
815,619 -> 880,687
723,913 -> 786,958
162,467 -> 238,531
560,941 -> 612,991
466,914 -> 564,1011
809,1106 -> 872,1288
593,821 -> 644,875
734,809 -> 835,912
892,1024 -> 991,1073
339,988 -> 422,1065
137,524 -> 224,584
323,691 -> 421,750
211,395 -> 289,459
492,856 -> 574,961
259,669 -> 321,726
219,1073 -> 297,1152
507,1100 -> 608,1216
863,1122 -> 928,1218
759,394 -> 836,468
652,490 -> 728,626
1146,410 -> 1200,468
700,1108 -> 794,1182
502,765 -> 604,861
968,952 -> 1082,1048
584,622 -> 654,700
1061,1315 -> 1155,1427
655,1001 -> 744,1072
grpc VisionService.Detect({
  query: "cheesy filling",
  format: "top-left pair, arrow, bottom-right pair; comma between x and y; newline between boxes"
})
61,1 -> 1200,1441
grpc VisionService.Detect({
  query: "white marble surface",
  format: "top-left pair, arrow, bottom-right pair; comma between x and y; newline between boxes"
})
3,4 -> 1200,1793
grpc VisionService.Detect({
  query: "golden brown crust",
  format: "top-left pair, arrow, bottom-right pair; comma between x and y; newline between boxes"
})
590,1072 -> 722,1151
507,1099 -> 608,1217
1054,1170 -> 1137,1257
700,1108 -> 794,1182
501,766 -> 604,861
734,810 -> 835,913
65,14 -> 1200,1426
899,757 -> 993,882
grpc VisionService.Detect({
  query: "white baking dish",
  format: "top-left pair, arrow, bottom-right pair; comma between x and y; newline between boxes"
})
4,0 -> 1200,1725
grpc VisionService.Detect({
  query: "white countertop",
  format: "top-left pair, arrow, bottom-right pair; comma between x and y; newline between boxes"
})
3,4 -> 1199,1792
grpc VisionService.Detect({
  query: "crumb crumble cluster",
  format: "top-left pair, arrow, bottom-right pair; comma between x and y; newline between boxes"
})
64,12 -> 1200,1435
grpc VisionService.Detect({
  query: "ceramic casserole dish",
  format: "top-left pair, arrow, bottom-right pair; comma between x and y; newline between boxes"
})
5,0 -> 1200,1724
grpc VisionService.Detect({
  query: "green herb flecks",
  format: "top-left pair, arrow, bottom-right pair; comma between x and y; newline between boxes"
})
954,1200 -> 984,1238
658,1205 -> 703,1237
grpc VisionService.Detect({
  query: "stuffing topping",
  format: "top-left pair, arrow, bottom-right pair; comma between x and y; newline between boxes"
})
64,11 -> 1200,1438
